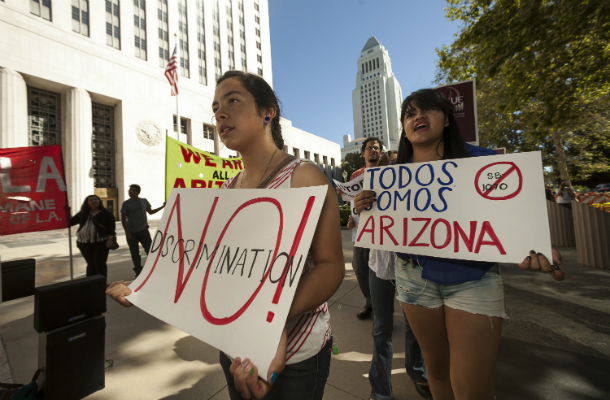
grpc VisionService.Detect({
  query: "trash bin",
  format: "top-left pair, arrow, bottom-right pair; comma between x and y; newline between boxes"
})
572,201 -> 610,269
1,258 -> 36,302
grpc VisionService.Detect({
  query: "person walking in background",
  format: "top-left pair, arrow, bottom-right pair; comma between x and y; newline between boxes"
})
338,137 -> 382,320
70,195 -> 115,278
120,184 -> 165,277
366,151 -> 431,400
556,180 -> 576,209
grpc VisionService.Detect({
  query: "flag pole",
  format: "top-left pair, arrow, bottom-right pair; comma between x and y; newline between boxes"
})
175,33 -> 180,141
59,147 -> 74,281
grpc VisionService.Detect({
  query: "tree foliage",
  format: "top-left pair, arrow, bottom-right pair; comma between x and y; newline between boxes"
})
436,0 -> 610,183
340,152 -> 365,181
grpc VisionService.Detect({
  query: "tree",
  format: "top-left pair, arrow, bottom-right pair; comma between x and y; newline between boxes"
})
340,152 -> 365,181
437,0 -> 610,184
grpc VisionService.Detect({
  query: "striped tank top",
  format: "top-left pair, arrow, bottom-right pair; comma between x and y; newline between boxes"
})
222,158 -> 332,364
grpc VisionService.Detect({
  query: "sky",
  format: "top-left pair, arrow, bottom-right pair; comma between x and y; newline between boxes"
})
267,0 -> 463,145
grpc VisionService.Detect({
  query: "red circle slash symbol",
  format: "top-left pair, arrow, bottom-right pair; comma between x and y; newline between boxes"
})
474,162 -> 523,200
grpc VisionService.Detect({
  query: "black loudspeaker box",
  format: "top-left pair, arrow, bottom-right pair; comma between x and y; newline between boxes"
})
34,275 -> 106,333
1,258 -> 36,302
38,315 -> 105,400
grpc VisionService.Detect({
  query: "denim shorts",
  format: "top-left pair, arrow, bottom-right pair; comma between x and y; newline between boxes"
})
394,256 -> 508,319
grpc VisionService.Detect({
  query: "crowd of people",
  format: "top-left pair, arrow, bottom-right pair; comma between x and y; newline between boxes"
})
103,71 -> 566,400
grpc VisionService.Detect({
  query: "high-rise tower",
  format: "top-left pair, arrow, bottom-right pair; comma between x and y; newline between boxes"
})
351,36 -> 403,150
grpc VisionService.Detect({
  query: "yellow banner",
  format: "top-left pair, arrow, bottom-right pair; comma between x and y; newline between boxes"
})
165,136 -> 243,200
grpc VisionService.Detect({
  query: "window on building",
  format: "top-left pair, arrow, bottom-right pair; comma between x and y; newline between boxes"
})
213,0 -> 222,80
257,54 -> 262,62
203,124 -> 215,140
106,0 -> 121,49
254,2 -> 259,11
323,155 -> 328,168
158,0 -> 169,66
196,0 -> 207,84
304,151 -> 310,160
28,87 -> 61,146
92,103 -> 116,188
255,15 -> 259,23
258,67 -> 262,76
314,153 -> 320,165
173,116 -> 187,135
134,0 -> 146,59
256,41 -> 261,49
30,0 -> 52,21
255,28 -> 260,36
226,0 -> 235,69
177,0 -> 190,78
72,0 -> 89,36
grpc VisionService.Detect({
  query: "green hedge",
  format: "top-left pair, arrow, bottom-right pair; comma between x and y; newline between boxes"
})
339,204 -> 351,226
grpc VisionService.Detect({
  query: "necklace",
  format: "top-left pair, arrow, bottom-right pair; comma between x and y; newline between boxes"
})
240,148 -> 278,188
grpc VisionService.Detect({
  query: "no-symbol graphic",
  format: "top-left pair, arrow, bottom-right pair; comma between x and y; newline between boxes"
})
474,162 -> 523,200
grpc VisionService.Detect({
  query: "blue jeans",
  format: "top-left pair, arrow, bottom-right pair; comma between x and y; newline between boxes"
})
219,339 -> 332,400
369,268 -> 427,400
126,228 -> 152,276
353,246 -> 372,308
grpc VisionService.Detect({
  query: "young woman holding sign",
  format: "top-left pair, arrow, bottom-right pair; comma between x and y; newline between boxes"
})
354,89 -> 565,400
107,71 -> 345,400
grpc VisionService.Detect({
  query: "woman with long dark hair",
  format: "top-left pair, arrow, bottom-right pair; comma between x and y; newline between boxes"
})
107,71 -> 345,400
354,89 -> 564,400
70,195 -> 116,277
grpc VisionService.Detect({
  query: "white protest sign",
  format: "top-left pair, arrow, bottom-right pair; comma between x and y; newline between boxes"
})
355,152 -> 552,263
333,175 -> 364,202
333,175 -> 364,242
125,186 -> 327,379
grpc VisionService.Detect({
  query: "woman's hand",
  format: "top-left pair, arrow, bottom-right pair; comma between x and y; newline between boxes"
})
229,329 -> 288,399
354,190 -> 376,216
106,281 -> 135,307
517,248 -> 565,281
106,237 -> 113,248
346,215 -> 355,230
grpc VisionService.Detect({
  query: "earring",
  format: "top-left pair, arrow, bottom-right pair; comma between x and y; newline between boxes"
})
264,116 -> 271,124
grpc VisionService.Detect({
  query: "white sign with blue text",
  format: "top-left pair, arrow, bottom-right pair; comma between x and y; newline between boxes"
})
355,152 -> 552,263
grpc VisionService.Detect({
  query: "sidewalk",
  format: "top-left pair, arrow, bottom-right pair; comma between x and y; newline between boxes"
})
1,229 -> 609,399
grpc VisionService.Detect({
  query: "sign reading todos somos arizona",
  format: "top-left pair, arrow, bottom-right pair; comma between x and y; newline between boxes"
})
355,152 -> 552,263
165,136 -> 243,200
0,145 -> 69,236
126,186 -> 326,379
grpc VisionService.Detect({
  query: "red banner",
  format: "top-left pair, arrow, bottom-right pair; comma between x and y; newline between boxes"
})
0,145 -> 69,235
435,80 -> 479,145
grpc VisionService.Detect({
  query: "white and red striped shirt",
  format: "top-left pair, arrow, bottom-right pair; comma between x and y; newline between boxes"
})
222,158 -> 332,364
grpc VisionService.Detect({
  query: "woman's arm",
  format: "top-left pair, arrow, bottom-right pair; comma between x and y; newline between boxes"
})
288,162 -> 345,322
69,212 -> 81,227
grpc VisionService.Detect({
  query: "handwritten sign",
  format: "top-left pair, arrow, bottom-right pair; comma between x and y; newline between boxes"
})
165,136 -> 243,200
355,152 -> 552,263
333,175 -> 364,203
0,145 -> 69,235
334,175 -> 364,241
126,186 -> 326,379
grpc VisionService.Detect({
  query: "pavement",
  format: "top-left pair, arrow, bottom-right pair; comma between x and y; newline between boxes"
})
1,225 -> 609,399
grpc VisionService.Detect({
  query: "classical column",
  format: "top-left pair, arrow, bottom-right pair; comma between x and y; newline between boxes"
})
0,68 -> 28,148
63,88 -> 94,210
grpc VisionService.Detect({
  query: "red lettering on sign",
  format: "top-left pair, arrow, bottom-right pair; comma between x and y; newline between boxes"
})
453,221 -> 477,253
409,218 -> 431,247
474,221 -> 506,255
431,219 -> 451,249
202,154 -> 217,168
174,178 -> 186,188
357,215 -> 376,244
232,160 -> 243,170
191,180 -> 206,188
380,216 -> 398,245
180,146 -> 202,164
222,160 -> 234,169
200,197 -> 283,325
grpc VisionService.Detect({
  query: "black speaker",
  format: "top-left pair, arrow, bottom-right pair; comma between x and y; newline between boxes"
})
34,275 -> 106,333
1,258 -> 36,302
38,315 -> 105,400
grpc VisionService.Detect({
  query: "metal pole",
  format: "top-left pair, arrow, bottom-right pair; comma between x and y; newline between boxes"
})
175,33 -> 180,141
68,226 -> 74,280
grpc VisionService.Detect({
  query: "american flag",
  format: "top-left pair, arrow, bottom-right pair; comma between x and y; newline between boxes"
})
165,46 -> 179,96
